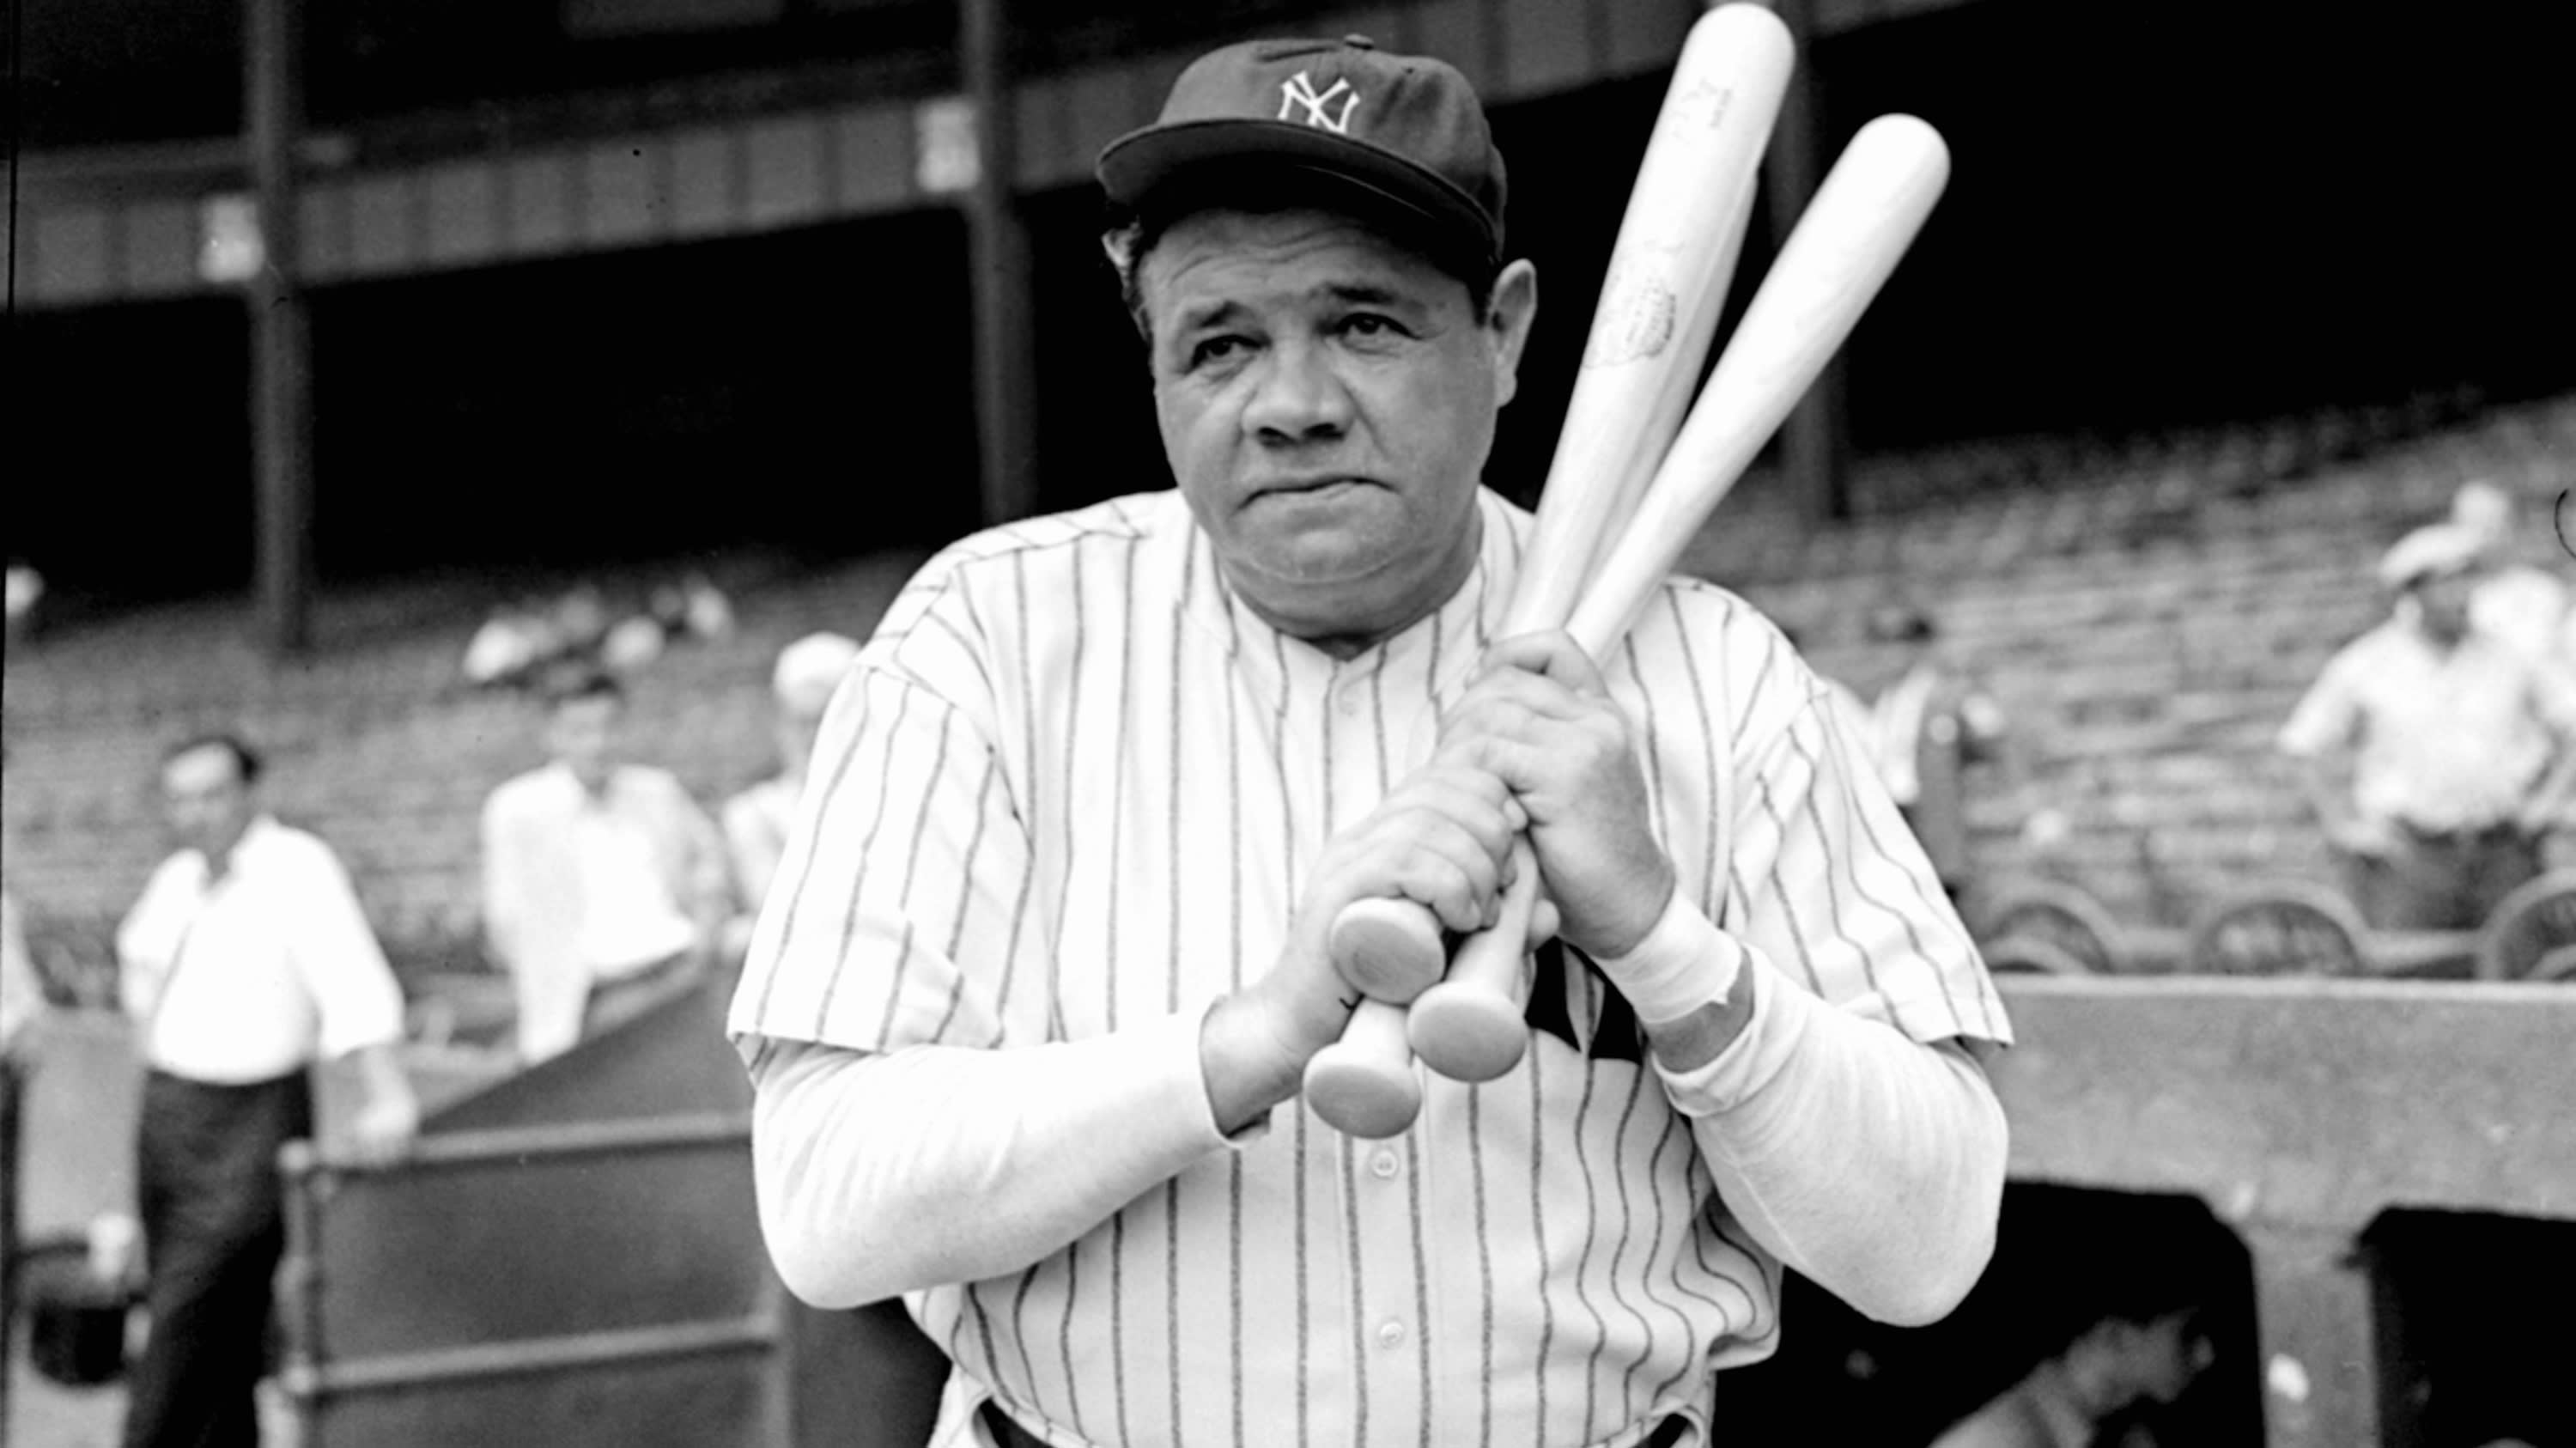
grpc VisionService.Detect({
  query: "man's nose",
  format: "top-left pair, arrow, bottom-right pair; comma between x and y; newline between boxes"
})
1243,339 -> 1353,444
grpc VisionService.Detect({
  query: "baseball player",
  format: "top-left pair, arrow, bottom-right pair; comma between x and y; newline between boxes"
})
732,34 -> 2009,1447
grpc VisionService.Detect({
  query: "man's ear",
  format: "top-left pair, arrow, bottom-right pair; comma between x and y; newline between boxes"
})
1485,259 -> 1540,409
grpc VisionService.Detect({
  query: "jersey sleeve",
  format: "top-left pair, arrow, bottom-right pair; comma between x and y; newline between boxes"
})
727,561 -> 1039,1058
1722,647 -> 2012,1049
289,837 -> 410,1060
2276,642 -> 2367,759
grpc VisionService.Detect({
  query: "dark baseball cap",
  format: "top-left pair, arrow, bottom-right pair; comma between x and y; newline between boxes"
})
1097,35 -> 1507,272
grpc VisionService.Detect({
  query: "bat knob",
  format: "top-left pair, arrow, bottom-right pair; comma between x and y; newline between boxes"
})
1303,1001 -> 1423,1139
1328,898 -> 1447,1003
1407,983 -> 1529,1083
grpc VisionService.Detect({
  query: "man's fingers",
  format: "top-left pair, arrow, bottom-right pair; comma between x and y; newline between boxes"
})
1389,775 -> 1521,860
1479,630 -> 1610,697
1382,850 -> 1492,935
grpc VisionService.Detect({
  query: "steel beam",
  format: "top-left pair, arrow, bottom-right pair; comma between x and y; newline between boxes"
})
962,0 -> 1042,527
248,0 -> 315,653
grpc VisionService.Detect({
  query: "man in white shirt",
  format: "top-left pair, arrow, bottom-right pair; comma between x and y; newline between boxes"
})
732,33 -> 2009,1448
721,632 -> 861,956
2280,523 -> 2576,930
2451,478 -> 2572,667
2,885 -> 43,1061
1857,602 -> 2009,899
115,733 -> 418,1448
482,666 -> 729,1062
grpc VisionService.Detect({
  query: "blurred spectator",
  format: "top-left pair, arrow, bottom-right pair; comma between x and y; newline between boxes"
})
480,666 -> 730,1063
1929,1301 -> 2215,1448
3,855 -> 47,1059
1855,600 -> 2011,899
652,571 -> 735,644
599,614 -> 667,672
114,733 -> 419,1448
2451,479 -> 2570,666
4,562 -> 44,642
462,585 -> 613,691
722,632 -> 860,956
2278,524 -> 2576,930
1781,624 -> 1875,744
462,575 -> 734,691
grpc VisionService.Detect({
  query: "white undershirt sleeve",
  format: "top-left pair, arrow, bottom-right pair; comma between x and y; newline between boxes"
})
1656,946 -> 2009,1328
747,1007 -> 1242,1309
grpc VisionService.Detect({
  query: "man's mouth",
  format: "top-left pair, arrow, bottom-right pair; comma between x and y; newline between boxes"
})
1253,476 -> 1371,500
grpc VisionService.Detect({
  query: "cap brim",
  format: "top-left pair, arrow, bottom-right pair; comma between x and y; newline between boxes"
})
1098,118 -> 1497,266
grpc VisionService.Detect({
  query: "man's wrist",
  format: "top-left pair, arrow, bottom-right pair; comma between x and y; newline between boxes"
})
1575,861 -> 1679,963
1198,986 -> 1329,1136
1594,891 -> 1742,1025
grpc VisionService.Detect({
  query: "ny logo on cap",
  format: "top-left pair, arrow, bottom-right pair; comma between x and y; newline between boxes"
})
1279,71 -> 1361,134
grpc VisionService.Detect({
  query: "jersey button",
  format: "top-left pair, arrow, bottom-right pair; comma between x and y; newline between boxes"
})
1376,1319 -> 1406,1350
1370,1148 -> 1400,1179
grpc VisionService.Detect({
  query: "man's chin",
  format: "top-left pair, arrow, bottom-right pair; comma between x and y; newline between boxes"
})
1238,537 -> 1404,593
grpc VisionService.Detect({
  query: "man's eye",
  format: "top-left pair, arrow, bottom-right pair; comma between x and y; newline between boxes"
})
1339,314 -> 1399,339
1189,336 -> 1250,368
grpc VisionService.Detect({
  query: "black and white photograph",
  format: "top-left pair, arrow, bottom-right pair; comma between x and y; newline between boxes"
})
4,0 -> 2571,1444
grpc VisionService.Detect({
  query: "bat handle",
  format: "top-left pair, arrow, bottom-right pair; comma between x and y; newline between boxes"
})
1303,999 -> 1424,1139
1327,897 -> 1448,1001
1408,838 -> 1539,1082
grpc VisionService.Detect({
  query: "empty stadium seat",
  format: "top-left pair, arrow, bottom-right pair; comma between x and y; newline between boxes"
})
1973,879 -> 2125,975
2476,870 -> 2576,983
2182,881 -> 2371,977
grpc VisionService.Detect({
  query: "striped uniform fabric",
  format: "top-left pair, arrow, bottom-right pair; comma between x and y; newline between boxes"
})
730,486 -> 2010,1448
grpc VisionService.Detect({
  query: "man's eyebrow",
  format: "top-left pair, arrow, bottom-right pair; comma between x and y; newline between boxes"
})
1168,282 -> 1425,334
1171,299 -> 1252,334
1321,283 -> 1421,311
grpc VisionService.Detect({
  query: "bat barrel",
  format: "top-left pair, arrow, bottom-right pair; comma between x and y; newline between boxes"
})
1567,113 -> 1950,657
1506,2 -> 1793,639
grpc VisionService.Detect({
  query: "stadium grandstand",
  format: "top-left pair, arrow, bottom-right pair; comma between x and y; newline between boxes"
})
6,0 -> 2573,1445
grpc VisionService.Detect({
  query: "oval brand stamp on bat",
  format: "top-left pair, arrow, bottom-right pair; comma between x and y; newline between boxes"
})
1584,268 -> 1677,368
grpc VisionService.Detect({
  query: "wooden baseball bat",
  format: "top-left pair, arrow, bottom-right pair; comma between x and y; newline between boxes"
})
1306,4 -> 1795,1135
1394,114 -> 1953,1089
1566,113 -> 1951,654
1403,114 -> 1951,1080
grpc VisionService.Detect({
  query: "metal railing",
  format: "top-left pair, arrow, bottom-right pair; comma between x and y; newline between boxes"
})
276,1110 -> 790,1448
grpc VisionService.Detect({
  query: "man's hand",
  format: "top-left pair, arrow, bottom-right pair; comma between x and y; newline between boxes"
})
1436,631 -> 1676,959
347,1088 -> 420,1167
1200,759 -> 1522,1133
344,1043 -> 422,1168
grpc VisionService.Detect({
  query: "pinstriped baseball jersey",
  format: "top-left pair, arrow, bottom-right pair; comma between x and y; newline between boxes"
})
730,485 -> 2010,1448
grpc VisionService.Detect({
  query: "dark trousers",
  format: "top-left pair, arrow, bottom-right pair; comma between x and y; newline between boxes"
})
124,1068 -> 312,1448
2339,824 -> 2543,932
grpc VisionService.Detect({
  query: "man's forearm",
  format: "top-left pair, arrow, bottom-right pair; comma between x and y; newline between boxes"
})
750,1011 -> 1234,1309
2293,757 -> 2354,837
1658,959 -> 2008,1327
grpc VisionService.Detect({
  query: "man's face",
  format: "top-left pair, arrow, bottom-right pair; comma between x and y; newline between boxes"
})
161,744 -> 256,864
2414,567 -> 2480,640
1140,208 -> 1535,648
546,694 -> 624,790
